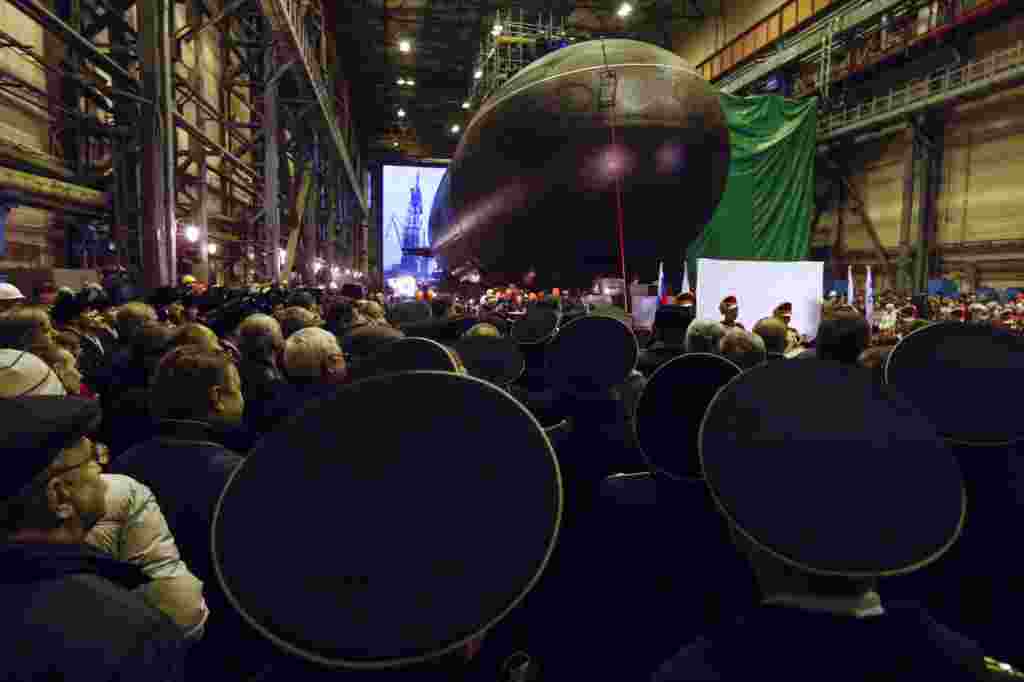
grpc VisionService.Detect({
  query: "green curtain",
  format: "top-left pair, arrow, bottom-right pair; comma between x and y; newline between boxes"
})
686,93 -> 818,288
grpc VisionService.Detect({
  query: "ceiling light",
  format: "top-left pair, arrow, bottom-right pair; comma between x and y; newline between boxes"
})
407,79 -> 415,86
617,3 -> 632,17
451,124 -> 461,134
393,141 -> 399,148
397,108 -> 406,118
492,24 -> 503,36
396,78 -> 404,85
183,225 -> 199,243
462,100 -> 470,109
399,39 -> 411,53
474,69 -> 483,79
207,243 -> 218,255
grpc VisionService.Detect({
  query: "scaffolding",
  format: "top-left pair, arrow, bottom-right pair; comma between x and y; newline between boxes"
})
467,8 -> 566,107
0,0 -> 365,290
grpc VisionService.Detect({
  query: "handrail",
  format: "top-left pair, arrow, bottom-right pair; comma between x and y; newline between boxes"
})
818,41 -> 1024,140
714,0 -> 912,94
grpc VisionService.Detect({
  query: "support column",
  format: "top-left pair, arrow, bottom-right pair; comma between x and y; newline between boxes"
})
139,0 -> 177,291
912,112 -> 945,293
188,0 -> 210,284
263,22 -> 281,283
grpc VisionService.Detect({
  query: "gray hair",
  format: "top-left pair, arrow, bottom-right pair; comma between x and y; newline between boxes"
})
283,327 -> 343,379
237,314 -> 283,361
684,319 -> 727,355
718,329 -> 767,370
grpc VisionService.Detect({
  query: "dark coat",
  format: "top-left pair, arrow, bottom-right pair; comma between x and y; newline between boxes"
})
0,542 -> 186,682
111,420 -> 257,680
238,358 -> 296,434
654,603 -> 1008,681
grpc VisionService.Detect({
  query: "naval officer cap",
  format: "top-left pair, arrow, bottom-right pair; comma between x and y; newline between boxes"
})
700,360 -> 964,577
212,371 -> 562,669
885,321 -> 1024,446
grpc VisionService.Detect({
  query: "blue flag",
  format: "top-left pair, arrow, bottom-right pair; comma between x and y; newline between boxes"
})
657,261 -> 665,304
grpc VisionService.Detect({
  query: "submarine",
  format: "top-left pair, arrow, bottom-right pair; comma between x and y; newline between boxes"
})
428,39 -> 730,290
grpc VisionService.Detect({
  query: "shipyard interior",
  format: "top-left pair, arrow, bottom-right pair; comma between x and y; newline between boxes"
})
2,1 -> 1024,680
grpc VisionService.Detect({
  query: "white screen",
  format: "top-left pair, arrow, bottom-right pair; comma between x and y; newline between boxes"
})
695,259 -> 824,338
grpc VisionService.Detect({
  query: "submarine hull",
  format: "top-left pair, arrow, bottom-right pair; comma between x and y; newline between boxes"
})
429,39 -> 730,290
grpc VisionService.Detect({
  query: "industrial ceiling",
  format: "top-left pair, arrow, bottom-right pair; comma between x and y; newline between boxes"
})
332,1 -> 709,160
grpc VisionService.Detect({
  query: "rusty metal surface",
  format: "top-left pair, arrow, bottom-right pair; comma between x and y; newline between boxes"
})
430,39 -> 729,288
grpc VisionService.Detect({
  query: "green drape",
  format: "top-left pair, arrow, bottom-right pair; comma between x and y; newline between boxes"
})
686,93 -> 818,288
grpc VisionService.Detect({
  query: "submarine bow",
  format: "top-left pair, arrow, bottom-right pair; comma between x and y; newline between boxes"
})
428,39 -> 730,289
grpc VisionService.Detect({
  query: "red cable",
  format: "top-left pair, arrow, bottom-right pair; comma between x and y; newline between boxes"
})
601,40 -> 629,315
609,116 -> 629,315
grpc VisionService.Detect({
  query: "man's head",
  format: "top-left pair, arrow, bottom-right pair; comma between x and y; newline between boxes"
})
171,323 -> 222,352
0,306 -> 57,353
772,302 -> 793,326
464,323 -> 501,339
651,305 -> 693,347
277,306 -> 319,339
288,291 -> 317,312
0,282 -> 25,313
237,314 -> 285,364
0,349 -> 67,397
752,317 -> 788,355
816,312 -> 871,365
115,302 -> 158,344
149,345 -> 244,425
719,295 -> 739,324
685,319 -> 726,355
718,329 -> 767,369
0,397 -> 108,542
283,328 -> 347,384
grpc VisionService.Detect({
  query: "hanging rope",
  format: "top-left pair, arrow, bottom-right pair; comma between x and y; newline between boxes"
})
600,39 -> 630,314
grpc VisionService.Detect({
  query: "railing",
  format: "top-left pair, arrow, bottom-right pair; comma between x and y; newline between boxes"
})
818,41 -> 1024,139
708,0 -> 912,93
263,0 -> 367,213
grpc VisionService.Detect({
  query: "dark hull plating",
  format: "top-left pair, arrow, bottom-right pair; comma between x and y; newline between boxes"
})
429,39 -> 730,289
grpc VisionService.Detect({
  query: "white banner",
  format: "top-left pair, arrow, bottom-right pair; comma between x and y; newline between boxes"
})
696,258 -> 824,338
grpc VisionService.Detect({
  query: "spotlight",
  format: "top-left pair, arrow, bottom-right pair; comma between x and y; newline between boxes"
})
492,24 -> 503,36
474,69 -> 483,79
207,243 -> 218,255
392,141 -> 399,148
399,39 -> 411,53
396,78 -> 404,85
184,225 -> 199,243
397,108 -> 406,118
462,101 -> 470,109
407,79 -> 415,86
451,124 -> 460,134
617,2 -> 632,17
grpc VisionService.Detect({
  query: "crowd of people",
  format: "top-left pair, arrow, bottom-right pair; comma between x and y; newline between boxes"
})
1,274 -> 1023,681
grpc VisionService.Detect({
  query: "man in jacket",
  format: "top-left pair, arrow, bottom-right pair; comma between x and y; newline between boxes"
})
0,397 -> 185,681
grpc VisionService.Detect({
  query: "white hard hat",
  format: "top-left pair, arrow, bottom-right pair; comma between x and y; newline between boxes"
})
0,282 -> 25,301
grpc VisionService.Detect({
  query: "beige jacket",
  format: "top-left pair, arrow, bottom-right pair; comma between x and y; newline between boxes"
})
85,474 -> 209,638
